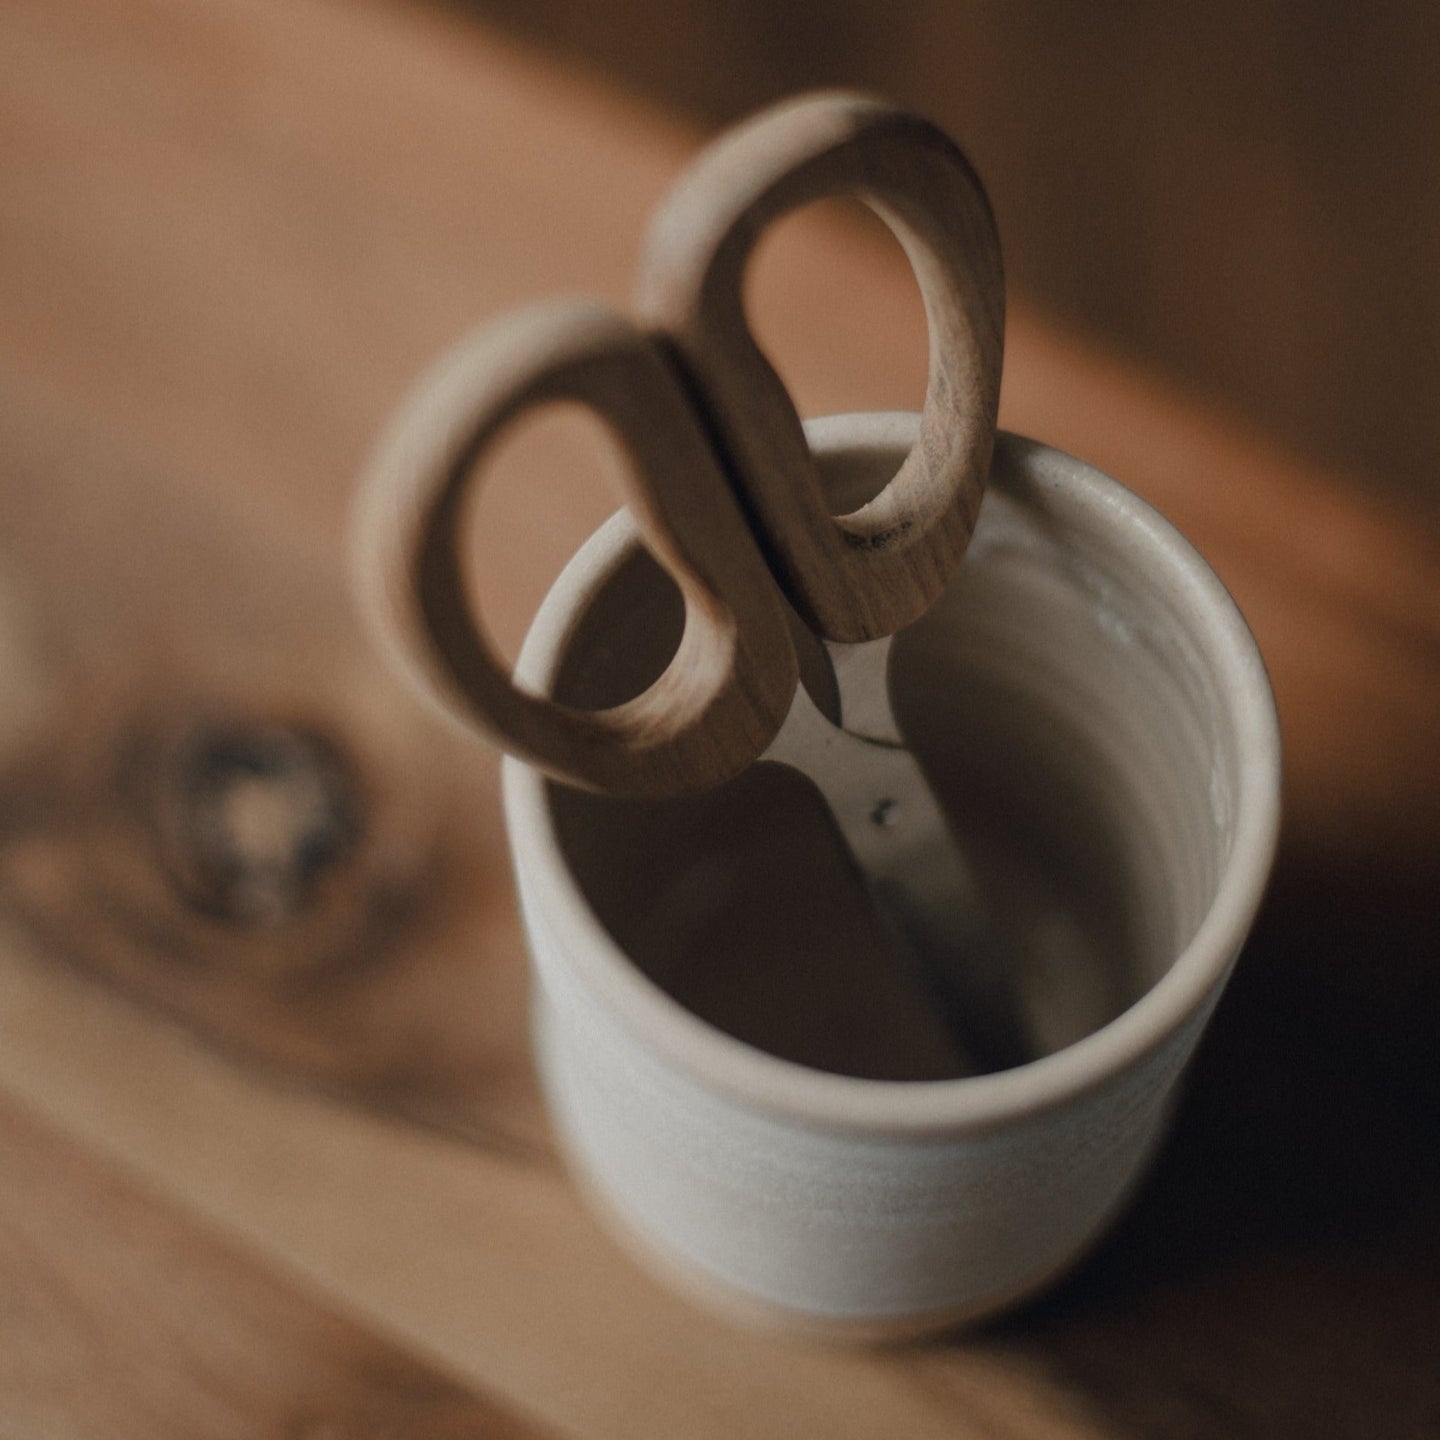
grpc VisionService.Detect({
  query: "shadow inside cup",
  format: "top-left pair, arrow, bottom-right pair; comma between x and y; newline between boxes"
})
545,436 -> 1250,1083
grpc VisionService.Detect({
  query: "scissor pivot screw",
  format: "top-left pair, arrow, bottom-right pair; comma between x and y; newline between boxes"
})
870,798 -> 901,829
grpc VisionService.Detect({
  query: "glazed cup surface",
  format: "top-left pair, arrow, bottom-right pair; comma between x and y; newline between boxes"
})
502,413 -> 1281,1334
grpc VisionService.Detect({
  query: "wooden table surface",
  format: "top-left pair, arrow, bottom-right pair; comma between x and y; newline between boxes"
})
2,1 -> 1438,1436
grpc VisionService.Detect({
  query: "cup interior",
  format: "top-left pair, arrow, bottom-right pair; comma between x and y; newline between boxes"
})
541,428 -> 1261,1082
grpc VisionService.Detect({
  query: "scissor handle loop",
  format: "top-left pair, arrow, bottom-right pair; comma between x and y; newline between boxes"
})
637,92 -> 1005,642
354,302 -> 797,795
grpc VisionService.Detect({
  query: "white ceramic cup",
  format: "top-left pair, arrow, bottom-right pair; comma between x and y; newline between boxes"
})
502,413 -> 1281,1336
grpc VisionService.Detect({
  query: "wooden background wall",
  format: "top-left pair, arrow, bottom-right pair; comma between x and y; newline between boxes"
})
463,0 -> 1440,514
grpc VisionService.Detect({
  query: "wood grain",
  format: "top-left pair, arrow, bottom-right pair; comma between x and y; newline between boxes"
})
0,925 -> 1110,1440
0,402 -> 547,1156
0,0 -> 1436,1435
638,90 -> 1005,642
0,1087 -> 552,1439
358,302 -> 797,795
465,0 -> 1440,519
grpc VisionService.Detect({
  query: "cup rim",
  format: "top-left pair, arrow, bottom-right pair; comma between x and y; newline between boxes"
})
503,413 -> 1282,1137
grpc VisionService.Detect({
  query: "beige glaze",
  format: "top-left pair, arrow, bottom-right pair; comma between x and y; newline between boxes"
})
502,413 -> 1281,1332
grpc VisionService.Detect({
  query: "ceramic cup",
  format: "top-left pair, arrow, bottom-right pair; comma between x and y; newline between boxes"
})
502,412 -> 1281,1336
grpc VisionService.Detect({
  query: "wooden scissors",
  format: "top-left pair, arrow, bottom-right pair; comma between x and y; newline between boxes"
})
356,93 -> 1027,1072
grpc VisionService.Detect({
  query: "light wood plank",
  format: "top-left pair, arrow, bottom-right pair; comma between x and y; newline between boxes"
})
0,1087 -> 555,1440
0,924 -> 1108,1440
